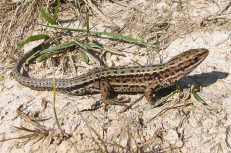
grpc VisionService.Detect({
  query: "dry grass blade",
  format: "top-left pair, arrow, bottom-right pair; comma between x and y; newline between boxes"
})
73,102 -> 108,152
52,75 -> 64,138
0,90 -> 70,145
225,126 -> 231,151
219,1 -> 231,14
13,126 -> 45,134
0,132 -> 43,143
136,128 -> 163,151
83,0 -> 116,26
1,0 -> 40,57
0,110 -> 50,143
16,108 -> 47,131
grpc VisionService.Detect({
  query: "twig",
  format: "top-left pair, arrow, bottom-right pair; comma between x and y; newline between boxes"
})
119,95 -> 144,113
219,1 -> 231,14
145,104 -> 186,124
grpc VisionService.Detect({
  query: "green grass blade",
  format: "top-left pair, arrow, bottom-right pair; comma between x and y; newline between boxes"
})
86,14 -> 90,35
27,41 -> 106,63
152,83 -> 180,108
152,89 -> 179,108
39,5 -> 55,24
37,23 -> 87,32
79,50 -> 89,64
37,23 -> 158,48
91,31 -> 158,48
28,42 -> 76,62
79,42 -> 110,50
78,42 -> 94,49
53,0 -> 60,22
18,34 -> 49,48
186,103 -> 197,109
38,52 -> 53,62
192,86 -> 205,102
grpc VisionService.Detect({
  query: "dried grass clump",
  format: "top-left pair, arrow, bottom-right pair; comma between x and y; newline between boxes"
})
0,0 -> 63,67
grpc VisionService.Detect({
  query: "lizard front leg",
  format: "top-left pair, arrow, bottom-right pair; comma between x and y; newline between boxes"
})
144,83 -> 160,105
145,82 -> 175,106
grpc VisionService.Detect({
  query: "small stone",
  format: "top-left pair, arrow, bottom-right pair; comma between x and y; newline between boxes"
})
0,76 -> 4,81
157,2 -> 170,12
111,54 -> 118,61
4,79 -> 13,89
36,61 -> 44,71
202,119 -> 214,129
165,129 -> 183,147
189,116 -> 199,127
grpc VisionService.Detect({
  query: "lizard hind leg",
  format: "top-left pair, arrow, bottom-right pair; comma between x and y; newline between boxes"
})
99,81 -> 129,107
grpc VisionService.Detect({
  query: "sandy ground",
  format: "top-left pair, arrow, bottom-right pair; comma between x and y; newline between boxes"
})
0,0 -> 231,152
